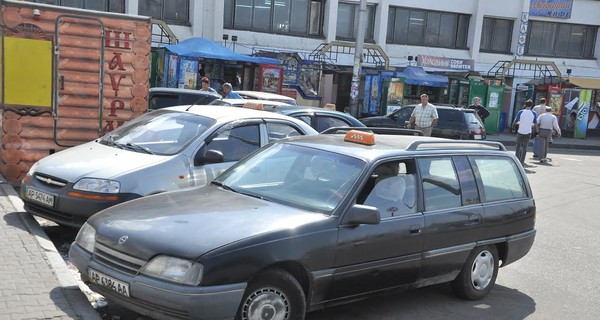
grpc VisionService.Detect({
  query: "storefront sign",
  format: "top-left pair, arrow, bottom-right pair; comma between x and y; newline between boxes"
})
575,90 -> 591,139
517,12 -> 529,58
417,55 -> 473,71
529,0 -> 573,19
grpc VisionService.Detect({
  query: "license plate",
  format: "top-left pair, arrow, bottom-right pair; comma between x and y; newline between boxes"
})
89,269 -> 130,297
474,134 -> 482,140
25,187 -> 55,207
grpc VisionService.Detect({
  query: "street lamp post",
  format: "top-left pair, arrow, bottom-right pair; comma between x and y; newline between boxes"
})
349,0 -> 367,118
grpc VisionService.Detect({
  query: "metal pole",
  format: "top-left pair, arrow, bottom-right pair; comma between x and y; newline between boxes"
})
349,0 -> 367,117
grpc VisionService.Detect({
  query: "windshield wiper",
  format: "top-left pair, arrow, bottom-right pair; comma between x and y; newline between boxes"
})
211,181 -> 267,200
124,143 -> 155,155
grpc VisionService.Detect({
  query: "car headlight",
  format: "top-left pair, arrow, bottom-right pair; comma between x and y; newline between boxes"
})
73,178 -> 120,193
75,222 -> 96,253
141,256 -> 203,286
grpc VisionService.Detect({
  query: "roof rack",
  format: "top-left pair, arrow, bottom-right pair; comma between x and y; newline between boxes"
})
406,140 -> 507,151
321,127 -> 424,136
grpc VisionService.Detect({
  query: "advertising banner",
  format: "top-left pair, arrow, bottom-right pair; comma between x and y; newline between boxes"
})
574,90 -> 591,139
178,59 -> 198,89
417,55 -> 474,71
529,0 -> 573,19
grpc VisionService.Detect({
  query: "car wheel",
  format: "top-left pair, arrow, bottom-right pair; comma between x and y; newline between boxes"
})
237,269 -> 306,320
451,245 -> 499,300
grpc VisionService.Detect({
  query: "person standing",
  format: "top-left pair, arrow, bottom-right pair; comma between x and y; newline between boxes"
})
537,106 -> 561,163
199,77 -> 218,93
531,98 -> 547,158
221,82 -> 242,99
407,94 -> 438,136
512,99 -> 537,166
468,97 -> 490,123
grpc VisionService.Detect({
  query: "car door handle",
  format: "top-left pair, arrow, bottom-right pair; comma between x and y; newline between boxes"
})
468,214 -> 481,224
409,225 -> 421,235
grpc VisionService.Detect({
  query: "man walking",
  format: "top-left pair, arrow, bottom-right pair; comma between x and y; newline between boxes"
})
531,98 -> 547,158
468,97 -> 490,123
537,106 -> 561,163
407,94 -> 438,136
513,99 -> 537,166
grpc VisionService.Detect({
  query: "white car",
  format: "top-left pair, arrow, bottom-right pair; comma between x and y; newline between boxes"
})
209,98 -> 292,110
20,105 -> 317,227
236,90 -> 298,105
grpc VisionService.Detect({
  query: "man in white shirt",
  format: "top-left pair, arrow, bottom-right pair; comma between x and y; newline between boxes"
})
407,94 -> 438,136
531,98 -> 547,158
537,106 -> 561,163
512,99 -> 537,166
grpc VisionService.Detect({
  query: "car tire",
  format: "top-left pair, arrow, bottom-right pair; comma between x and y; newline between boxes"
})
236,268 -> 306,320
451,245 -> 499,300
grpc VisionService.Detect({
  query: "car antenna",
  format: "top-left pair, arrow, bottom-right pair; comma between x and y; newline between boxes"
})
186,92 -> 221,112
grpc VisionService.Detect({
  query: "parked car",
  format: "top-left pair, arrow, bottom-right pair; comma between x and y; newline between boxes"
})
235,90 -> 298,105
360,104 -> 486,140
69,130 -> 536,320
271,105 -> 366,132
21,106 -> 317,227
208,98 -> 292,109
148,87 -> 221,111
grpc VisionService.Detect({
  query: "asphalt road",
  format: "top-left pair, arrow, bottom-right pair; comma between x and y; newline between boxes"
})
39,148 -> 600,320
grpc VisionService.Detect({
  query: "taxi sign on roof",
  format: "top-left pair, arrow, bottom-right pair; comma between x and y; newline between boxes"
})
344,130 -> 375,145
243,102 -> 264,110
324,103 -> 336,110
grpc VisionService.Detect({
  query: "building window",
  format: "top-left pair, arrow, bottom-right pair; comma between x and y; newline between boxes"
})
480,17 -> 513,53
527,21 -> 596,58
139,0 -> 189,25
30,0 -> 125,13
387,7 -> 469,49
336,2 -> 376,42
224,0 -> 324,37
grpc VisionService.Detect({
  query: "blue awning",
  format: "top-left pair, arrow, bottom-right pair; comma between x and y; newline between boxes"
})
400,67 -> 448,87
164,37 -> 279,65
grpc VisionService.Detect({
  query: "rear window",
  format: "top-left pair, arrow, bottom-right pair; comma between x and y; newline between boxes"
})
470,156 -> 527,202
149,94 -> 179,110
464,112 -> 483,129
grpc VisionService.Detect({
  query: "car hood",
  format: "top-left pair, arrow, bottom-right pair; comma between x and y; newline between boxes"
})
90,186 -> 329,260
35,141 -> 169,182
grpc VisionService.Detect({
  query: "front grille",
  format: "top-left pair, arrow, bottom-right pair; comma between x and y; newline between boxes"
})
34,173 -> 68,188
94,242 -> 146,275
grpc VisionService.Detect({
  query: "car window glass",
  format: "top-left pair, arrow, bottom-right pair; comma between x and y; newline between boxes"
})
266,123 -> 303,142
206,125 -> 260,162
101,111 -> 214,155
393,108 -> 413,122
293,115 -> 311,126
418,157 -> 462,211
453,156 -> 480,205
180,93 -> 217,105
317,116 -> 350,132
361,161 -> 418,218
471,157 -> 527,201
148,94 -> 178,110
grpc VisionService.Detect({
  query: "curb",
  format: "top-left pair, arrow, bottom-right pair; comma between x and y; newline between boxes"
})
0,176 -> 101,320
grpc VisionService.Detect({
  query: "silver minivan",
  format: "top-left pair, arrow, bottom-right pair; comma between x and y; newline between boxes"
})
20,105 -> 317,227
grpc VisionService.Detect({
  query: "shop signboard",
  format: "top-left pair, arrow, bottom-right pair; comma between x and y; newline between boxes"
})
574,90 -> 591,139
178,59 -> 198,89
529,0 -> 573,19
417,55 -> 473,71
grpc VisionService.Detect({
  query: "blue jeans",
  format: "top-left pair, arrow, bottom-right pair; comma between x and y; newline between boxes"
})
532,137 -> 539,157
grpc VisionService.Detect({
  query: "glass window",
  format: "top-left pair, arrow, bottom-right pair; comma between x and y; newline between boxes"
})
388,7 -> 469,49
316,116 -> 350,132
31,0 -> 125,12
336,2 -> 376,42
225,0 -> 323,37
418,157 -> 461,211
266,122 -> 303,142
139,0 -> 189,25
362,161 -> 418,218
471,157 -> 527,202
527,21 -> 596,58
206,125 -> 260,163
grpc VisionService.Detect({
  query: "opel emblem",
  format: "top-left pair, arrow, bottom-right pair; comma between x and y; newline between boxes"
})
118,235 -> 128,245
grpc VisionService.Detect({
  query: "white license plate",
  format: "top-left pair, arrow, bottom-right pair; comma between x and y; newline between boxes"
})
25,187 -> 55,207
474,134 -> 482,140
89,269 -> 130,297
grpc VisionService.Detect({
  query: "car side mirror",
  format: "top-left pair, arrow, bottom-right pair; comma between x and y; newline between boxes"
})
197,149 -> 224,165
341,204 -> 381,226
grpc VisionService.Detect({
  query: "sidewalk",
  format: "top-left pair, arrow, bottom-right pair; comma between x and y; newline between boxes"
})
486,131 -> 600,151
0,175 -> 100,320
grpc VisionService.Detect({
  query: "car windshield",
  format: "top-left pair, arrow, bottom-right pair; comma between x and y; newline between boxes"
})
214,143 -> 366,213
99,110 -> 215,155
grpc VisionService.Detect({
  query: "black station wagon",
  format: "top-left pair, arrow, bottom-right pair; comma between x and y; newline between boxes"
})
69,130 -> 536,320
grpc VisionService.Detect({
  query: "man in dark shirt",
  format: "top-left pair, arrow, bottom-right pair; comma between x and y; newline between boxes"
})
468,97 -> 490,123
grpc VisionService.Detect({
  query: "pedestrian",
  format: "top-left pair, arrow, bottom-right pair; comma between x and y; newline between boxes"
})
200,77 -> 218,93
537,106 -> 561,164
407,94 -> 438,136
531,98 -> 547,158
566,111 -> 577,129
221,82 -> 242,99
343,106 -> 350,114
468,97 -> 490,123
512,99 -> 537,166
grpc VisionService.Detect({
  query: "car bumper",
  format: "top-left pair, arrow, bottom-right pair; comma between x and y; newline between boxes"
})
69,244 -> 246,320
21,179 -> 139,228
503,229 -> 536,266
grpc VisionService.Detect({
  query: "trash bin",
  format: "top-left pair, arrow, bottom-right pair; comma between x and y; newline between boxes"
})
499,112 -> 507,133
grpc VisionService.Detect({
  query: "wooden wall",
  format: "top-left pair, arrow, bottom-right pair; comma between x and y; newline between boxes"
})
1,4 -> 151,185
